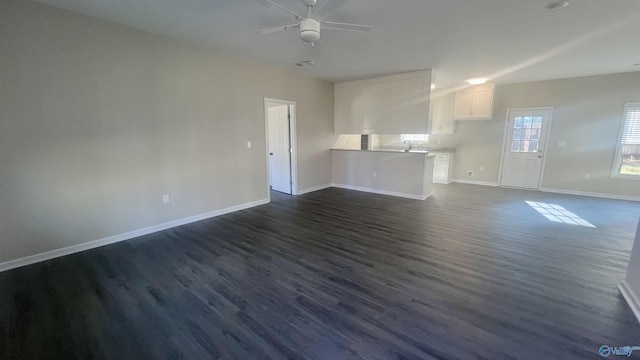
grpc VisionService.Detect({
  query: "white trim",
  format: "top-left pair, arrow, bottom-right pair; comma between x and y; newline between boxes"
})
331,183 -> 431,200
0,198 -> 269,273
451,179 -> 499,187
619,280 -> 640,324
539,187 -> 640,202
296,184 -> 332,195
498,107 -> 554,190
264,98 -> 298,196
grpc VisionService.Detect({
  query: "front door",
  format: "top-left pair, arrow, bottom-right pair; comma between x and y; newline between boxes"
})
268,104 -> 292,194
500,109 -> 552,189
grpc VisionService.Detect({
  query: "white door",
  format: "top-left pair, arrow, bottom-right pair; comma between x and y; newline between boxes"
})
500,109 -> 552,189
268,105 -> 292,194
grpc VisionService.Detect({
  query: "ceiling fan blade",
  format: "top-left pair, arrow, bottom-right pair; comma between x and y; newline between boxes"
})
321,21 -> 372,32
248,0 -> 306,20
258,23 -> 300,34
313,0 -> 347,20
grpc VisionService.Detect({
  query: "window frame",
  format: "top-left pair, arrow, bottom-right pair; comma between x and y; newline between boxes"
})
611,102 -> 640,180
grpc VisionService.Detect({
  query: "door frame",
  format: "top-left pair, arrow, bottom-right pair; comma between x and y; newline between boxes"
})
498,107 -> 554,190
264,98 -> 298,199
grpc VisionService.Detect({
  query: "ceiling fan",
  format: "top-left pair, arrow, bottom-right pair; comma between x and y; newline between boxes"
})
252,0 -> 372,46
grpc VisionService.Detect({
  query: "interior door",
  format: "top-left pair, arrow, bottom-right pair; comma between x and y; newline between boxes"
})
268,105 -> 292,194
500,109 -> 552,189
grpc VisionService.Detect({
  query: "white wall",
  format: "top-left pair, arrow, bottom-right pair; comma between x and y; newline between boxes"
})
0,0 -> 335,264
433,71 -> 640,198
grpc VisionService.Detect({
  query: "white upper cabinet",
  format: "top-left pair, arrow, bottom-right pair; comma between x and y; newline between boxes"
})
453,82 -> 495,120
334,82 -> 364,134
334,70 -> 431,134
429,92 -> 456,135
391,76 -> 429,134
362,81 -> 391,134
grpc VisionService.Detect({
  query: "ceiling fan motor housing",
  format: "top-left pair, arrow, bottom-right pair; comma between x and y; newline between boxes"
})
299,19 -> 320,43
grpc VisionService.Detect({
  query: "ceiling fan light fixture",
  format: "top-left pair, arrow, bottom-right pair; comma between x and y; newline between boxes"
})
299,19 -> 320,42
468,78 -> 488,85
545,1 -> 570,11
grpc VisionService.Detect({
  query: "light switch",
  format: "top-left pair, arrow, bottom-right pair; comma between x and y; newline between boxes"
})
247,141 -> 252,148
162,194 -> 170,203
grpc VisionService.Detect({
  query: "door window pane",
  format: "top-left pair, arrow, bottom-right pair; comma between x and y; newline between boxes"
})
511,140 -> 520,152
513,129 -> 522,140
533,116 -> 542,128
514,117 -> 523,129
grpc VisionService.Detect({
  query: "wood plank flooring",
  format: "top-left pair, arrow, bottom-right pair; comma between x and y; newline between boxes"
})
1,184 -> 639,359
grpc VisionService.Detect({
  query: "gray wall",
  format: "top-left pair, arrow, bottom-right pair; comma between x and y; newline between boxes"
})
434,72 -> 640,197
0,0 -> 334,263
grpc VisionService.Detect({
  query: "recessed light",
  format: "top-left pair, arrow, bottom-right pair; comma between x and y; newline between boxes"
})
545,1 -> 570,11
468,78 -> 488,85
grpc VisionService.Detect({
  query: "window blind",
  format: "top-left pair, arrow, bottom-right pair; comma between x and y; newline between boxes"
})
621,103 -> 640,145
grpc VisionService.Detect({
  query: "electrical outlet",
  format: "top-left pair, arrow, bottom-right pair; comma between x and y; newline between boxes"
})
480,166 -> 485,172
584,174 -> 591,180
467,170 -> 474,177
342,139 -> 346,145
162,194 -> 170,203
247,141 -> 252,148
373,171 -> 377,178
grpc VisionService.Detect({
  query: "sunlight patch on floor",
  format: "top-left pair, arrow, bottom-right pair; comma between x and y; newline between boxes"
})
525,201 -> 596,228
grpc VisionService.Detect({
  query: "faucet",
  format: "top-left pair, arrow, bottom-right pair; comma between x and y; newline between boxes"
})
404,140 -> 413,151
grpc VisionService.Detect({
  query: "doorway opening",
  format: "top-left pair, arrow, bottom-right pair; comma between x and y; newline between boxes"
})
265,98 -> 297,196
499,108 -> 553,190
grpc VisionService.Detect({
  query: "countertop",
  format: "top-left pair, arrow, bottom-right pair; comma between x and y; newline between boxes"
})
330,148 -> 436,157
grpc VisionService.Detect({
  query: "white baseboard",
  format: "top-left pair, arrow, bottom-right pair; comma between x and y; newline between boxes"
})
451,179 -> 499,187
0,198 -> 270,273
540,188 -> 640,202
331,183 -> 430,200
295,183 -> 332,195
619,280 -> 640,324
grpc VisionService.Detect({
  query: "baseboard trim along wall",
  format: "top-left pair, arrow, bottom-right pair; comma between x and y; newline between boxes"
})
0,198 -> 270,273
296,183 -> 332,195
540,188 -> 640,202
331,183 -> 431,200
619,280 -> 640,324
451,179 -> 499,187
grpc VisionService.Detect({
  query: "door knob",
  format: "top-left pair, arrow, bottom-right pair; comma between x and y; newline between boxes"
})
269,152 -> 274,155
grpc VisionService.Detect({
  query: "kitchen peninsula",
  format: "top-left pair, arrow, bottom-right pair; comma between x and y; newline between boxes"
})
331,149 -> 434,200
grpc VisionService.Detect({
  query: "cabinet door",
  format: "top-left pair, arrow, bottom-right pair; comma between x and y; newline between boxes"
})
453,90 -> 473,119
432,153 -> 450,183
441,93 -> 456,134
362,82 -> 391,134
429,95 -> 444,134
391,77 -> 429,134
334,83 -> 363,134
431,93 -> 456,134
470,85 -> 493,119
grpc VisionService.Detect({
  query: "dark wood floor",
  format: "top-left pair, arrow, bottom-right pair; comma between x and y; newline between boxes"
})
1,184 -> 639,360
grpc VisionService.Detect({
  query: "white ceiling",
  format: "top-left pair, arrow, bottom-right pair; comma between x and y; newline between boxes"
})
34,0 -> 640,87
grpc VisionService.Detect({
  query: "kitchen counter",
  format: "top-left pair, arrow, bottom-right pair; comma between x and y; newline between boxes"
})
331,148 -> 431,154
331,149 -> 434,200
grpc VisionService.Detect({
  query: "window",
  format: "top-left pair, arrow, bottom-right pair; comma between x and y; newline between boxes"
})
612,102 -> 640,178
510,115 -> 542,153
